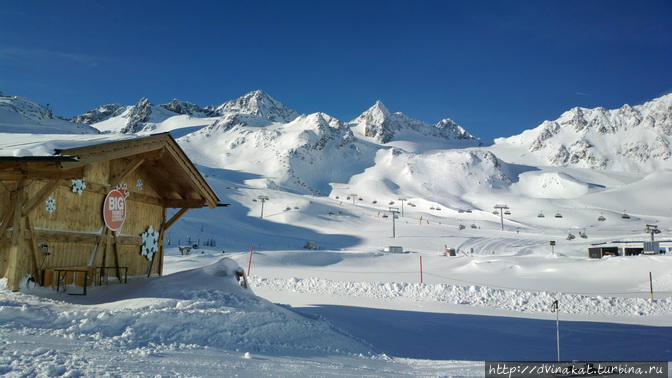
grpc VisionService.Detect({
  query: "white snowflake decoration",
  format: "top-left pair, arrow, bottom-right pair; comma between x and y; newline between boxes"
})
45,197 -> 56,214
140,225 -> 160,260
135,179 -> 143,191
71,179 -> 86,194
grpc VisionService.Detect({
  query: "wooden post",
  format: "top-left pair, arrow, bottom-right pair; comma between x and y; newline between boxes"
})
6,180 -> 26,291
112,232 -> 122,283
24,216 -> 42,285
156,207 -> 167,276
0,207 -> 16,242
649,272 -> 654,301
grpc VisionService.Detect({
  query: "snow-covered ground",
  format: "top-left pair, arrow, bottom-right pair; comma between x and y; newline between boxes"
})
3,169 -> 672,375
2,91 -> 672,375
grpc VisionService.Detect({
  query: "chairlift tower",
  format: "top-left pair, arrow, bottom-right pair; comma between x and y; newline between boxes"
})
645,224 -> 660,242
258,195 -> 269,218
494,204 -> 509,231
397,198 -> 407,217
389,207 -> 400,238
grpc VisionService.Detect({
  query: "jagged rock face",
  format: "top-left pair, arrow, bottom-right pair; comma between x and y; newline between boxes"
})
435,118 -> 475,140
504,93 -> 672,171
72,104 -> 124,124
160,99 -> 205,116
181,111 -> 373,195
350,100 -> 479,144
207,90 -> 299,123
121,98 -> 152,134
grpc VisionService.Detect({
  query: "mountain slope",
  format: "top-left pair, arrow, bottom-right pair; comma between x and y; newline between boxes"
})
80,90 -> 299,135
349,101 -> 480,152
206,89 -> 299,123
179,112 -> 376,195
493,93 -> 672,172
0,95 -> 98,134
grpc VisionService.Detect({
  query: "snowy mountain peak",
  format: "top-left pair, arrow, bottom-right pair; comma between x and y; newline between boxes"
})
350,101 -> 479,147
120,97 -> 153,134
161,99 -> 206,116
496,93 -> 672,171
72,104 -> 124,124
209,90 -> 299,123
435,118 -> 477,140
0,94 -> 98,134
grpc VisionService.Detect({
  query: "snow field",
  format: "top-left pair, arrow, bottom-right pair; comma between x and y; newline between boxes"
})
249,275 -> 672,318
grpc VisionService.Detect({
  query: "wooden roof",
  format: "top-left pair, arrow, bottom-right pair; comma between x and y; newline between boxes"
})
1,133 -> 220,208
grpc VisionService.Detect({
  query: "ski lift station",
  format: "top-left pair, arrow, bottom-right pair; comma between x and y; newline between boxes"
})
588,240 -> 672,258
0,133 -> 222,292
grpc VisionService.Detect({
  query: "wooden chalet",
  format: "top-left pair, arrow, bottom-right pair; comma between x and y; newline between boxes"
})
0,133 -> 221,292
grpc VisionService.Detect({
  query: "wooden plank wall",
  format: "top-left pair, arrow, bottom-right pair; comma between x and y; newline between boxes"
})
2,155 -> 167,287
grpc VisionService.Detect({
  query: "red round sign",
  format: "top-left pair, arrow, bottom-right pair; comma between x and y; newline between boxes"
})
103,189 -> 127,232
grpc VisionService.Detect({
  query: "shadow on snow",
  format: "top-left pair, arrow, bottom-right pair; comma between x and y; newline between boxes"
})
295,305 -> 672,361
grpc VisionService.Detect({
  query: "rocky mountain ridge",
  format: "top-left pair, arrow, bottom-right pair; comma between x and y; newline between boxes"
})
495,93 -> 672,171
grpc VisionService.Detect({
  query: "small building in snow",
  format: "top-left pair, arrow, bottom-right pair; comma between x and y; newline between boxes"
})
588,240 -> 672,258
0,133 -> 221,291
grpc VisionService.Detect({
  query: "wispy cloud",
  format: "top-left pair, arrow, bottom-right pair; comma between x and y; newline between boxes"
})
0,47 -> 106,67
575,91 -> 591,97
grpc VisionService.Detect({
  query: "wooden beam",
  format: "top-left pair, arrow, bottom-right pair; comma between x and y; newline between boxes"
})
163,142 -> 218,207
110,157 -> 145,187
164,208 -> 189,231
21,178 -> 62,216
5,179 -> 26,291
58,180 -> 163,207
0,167 -> 83,180
162,199 -> 205,209
59,138 -> 166,169
112,233 -> 122,282
0,229 -> 141,246
0,206 -> 16,244
25,216 -> 42,284
156,207 -> 167,276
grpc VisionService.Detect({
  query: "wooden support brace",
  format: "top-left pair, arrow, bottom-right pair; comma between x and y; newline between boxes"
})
0,207 -> 16,243
25,216 -> 42,284
110,157 -> 145,187
21,178 -> 62,216
164,208 -> 189,231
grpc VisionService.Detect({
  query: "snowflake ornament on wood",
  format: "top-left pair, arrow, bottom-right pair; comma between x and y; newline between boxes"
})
71,179 -> 86,194
136,179 -> 143,191
140,225 -> 160,260
45,197 -> 56,214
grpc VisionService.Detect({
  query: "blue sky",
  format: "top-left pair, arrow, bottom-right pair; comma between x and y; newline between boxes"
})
1,0 -> 671,139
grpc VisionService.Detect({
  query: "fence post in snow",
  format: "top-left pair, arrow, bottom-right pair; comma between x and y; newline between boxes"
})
551,299 -> 560,362
419,256 -> 423,284
248,247 -> 254,276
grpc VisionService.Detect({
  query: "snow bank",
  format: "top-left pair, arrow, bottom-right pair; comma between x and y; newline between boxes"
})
249,276 -> 672,318
0,259 -> 370,356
